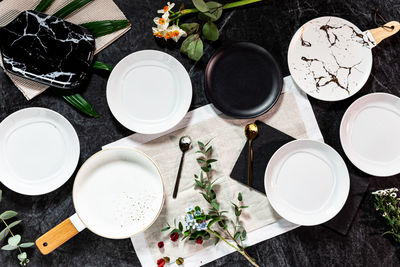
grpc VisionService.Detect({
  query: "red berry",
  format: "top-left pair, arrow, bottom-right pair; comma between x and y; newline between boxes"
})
157,241 -> 164,248
157,258 -> 165,267
170,232 -> 179,242
196,237 -> 203,244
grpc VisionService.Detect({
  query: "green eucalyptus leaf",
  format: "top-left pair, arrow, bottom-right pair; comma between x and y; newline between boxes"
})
211,200 -> 219,211
198,141 -> 205,148
17,252 -> 27,261
0,210 -> 17,220
161,225 -> 171,232
0,220 -> 21,241
198,1 -> 223,22
235,207 -> 241,217
8,234 -> 21,246
179,222 -> 183,232
187,38 -> 204,61
0,228 -> 9,241
180,23 -> 200,35
238,192 -> 243,201
1,244 -> 18,251
180,34 -> 197,55
34,0 -> 55,12
234,231 -> 240,240
207,159 -> 217,164
242,230 -> 247,239
192,0 -> 210,12
19,242 -> 35,248
207,217 -> 221,229
201,167 -> 210,172
202,22 -> 219,41
81,20 -> 130,38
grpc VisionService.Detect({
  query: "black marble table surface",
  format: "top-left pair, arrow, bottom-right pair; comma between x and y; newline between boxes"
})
1,0 -> 399,266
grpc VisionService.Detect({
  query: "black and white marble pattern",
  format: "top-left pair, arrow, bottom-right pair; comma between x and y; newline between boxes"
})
0,10 -> 95,89
288,17 -> 376,101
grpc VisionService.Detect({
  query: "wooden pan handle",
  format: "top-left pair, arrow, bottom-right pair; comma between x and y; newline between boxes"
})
369,21 -> 400,45
35,217 -> 80,255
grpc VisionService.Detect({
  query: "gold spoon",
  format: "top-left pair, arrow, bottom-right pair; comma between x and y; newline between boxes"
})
245,123 -> 258,187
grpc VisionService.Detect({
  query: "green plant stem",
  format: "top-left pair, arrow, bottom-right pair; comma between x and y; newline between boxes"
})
199,149 -> 252,261
206,229 -> 259,267
1,218 -> 23,254
171,0 -> 263,20
223,0 -> 263,9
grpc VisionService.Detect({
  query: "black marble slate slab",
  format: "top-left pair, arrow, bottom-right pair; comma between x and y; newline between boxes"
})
0,10 -> 95,89
230,121 -> 370,235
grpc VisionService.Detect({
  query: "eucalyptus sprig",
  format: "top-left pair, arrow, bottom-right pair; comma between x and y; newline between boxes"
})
0,190 -> 34,266
372,188 -> 400,242
152,0 -> 263,61
161,141 -> 258,267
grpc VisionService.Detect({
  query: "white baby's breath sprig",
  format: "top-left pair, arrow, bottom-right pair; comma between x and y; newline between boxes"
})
372,187 -> 400,243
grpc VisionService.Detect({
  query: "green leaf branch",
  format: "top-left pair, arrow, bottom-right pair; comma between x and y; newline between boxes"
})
162,141 -> 258,266
156,0 -> 263,61
0,190 -> 34,266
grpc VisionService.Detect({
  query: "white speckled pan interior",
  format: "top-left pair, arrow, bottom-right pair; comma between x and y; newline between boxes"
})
288,16 -> 374,101
73,148 -> 164,239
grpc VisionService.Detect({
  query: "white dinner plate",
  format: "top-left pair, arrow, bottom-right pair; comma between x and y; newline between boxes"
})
72,148 -> 165,239
107,50 -> 192,134
340,93 -> 400,176
264,140 -> 349,226
0,108 -> 80,195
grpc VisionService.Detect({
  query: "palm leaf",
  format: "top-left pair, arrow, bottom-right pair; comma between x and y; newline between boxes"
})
62,93 -> 99,117
54,91 -> 99,117
54,0 -> 94,19
93,61 -> 113,71
34,0 -> 56,12
81,20 -> 130,38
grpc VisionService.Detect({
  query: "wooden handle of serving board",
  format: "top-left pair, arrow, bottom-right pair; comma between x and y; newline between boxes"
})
35,218 -> 79,255
369,21 -> 400,45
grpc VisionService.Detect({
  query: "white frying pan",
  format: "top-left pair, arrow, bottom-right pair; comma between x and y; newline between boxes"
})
35,148 -> 164,255
288,16 -> 399,101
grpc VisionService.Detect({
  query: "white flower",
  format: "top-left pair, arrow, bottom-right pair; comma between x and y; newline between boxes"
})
153,12 -> 169,30
158,2 -> 175,14
390,193 -> 397,198
166,25 -> 187,42
152,27 -> 165,38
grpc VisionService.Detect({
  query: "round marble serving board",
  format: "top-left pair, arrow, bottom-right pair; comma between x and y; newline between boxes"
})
288,16 -> 376,101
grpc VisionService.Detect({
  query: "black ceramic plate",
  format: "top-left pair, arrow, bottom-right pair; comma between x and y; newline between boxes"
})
0,10 -> 95,89
205,42 -> 282,118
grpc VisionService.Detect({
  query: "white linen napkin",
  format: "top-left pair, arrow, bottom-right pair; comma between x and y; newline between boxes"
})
103,76 -> 323,266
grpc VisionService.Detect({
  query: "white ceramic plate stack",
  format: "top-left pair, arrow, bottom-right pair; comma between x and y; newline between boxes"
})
264,140 -> 350,226
107,50 -> 192,134
0,108 -> 80,195
340,93 -> 400,176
